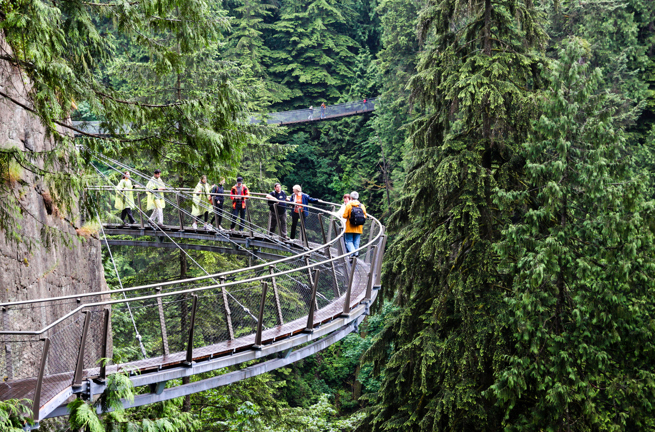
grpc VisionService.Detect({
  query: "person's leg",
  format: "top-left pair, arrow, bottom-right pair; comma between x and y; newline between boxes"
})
215,203 -> 223,228
353,234 -> 361,256
155,208 -> 163,224
230,208 -> 238,229
345,233 -> 355,255
290,212 -> 299,239
280,214 -> 288,239
127,208 -> 136,224
203,211 -> 208,223
121,208 -> 128,223
238,208 -> 246,230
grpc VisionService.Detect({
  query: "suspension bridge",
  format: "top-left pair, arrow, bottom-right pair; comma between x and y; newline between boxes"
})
0,153 -> 386,428
71,98 -> 377,135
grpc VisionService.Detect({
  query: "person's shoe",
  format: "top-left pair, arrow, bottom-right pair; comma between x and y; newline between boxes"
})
192,222 -> 198,230
218,225 -> 224,231
205,224 -> 213,231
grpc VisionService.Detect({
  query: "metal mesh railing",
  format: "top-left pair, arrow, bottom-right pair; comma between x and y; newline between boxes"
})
0,187 -> 386,421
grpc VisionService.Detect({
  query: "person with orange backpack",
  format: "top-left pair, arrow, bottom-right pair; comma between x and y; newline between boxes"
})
229,176 -> 250,231
342,191 -> 367,259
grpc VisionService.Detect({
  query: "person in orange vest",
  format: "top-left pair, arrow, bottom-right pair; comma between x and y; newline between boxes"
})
230,176 -> 250,231
342,191 -> 367,259
289,185 -> 319,240
320,102 -> 326,119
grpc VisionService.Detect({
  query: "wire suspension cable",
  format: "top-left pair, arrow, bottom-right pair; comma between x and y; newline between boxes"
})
91,163 -> 261,324
96,209 -> 148,359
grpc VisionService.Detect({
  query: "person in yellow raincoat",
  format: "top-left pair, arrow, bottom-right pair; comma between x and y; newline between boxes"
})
115,171 -> 136,225
146,169 -> 166,225
191,175 -> 212,230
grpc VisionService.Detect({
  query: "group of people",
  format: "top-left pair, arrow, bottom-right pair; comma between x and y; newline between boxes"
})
114,170 -> 368,258
307,99 -> 371,121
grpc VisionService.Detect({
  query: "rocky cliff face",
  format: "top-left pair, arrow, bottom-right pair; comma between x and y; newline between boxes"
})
0,36 -> 107,309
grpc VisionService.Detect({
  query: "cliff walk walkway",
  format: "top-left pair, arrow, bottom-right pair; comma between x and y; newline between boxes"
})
71,98 -> 376,135
0,154 -> 386,428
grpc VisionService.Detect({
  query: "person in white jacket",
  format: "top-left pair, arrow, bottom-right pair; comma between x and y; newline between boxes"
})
335,193 -> 351,225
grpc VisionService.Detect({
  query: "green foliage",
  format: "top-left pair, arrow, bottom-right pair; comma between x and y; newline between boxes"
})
68,398 -> 105,432
0,399 -> 33,431
492,38 -> 655,431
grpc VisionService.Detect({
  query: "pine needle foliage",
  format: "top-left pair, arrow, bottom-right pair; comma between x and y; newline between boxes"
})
491,38 -> 655,431
359,0 -> 547,430
0,398 -> 33,431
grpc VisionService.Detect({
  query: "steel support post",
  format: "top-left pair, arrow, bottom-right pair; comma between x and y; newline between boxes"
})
299,211 -> 309,248
80,190 -> 86,227
364,246 -> 377,302
136,192 -> 144,229
99,309 -> 111,380
364,223 -> 376,263
156,287 -> 170,357
73,311 -> 92,387
342,260 -> 358,316
253,282 -> 268,349
33,338 -> 50,421
326,207 -> 335,242
246,204 -> 255,238
318,216 -> 340,297
332,219 -> 350,277
3,307 -> 12,380
220,276 -> 234,340
305,270 -> 321,332
177,194 -> 184,231
184,295 -> 198,365
374,234 -> 387,287
269,266 -> 284,326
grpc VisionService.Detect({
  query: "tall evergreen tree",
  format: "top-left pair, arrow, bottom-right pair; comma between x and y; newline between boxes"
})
491,38 -> 655,431
268,0 -> 360,108
360,0 -> 547,429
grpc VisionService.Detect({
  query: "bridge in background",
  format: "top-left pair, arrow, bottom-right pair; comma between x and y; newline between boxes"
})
71,98 -> 376,135
0,155 -> 386,428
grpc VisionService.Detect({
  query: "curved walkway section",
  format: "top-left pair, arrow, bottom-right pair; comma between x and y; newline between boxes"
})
0,189 -> 387,428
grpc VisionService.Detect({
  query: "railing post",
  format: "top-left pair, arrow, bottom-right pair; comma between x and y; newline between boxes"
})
33,337 -> 50,421
98,308 -> 111,381
184,295 -> 198,365
364,246 -> 377,302
305,270 -> 321,332
177,194 -> 184,231
342,259 -> 358,316
73,311 -> 92,387
136,192 -> 144,229
299,210 -> 309,248
365,224 -> 376,263
3,307 -> 13,380
253,281 -> 268,349
220,276 -> 234,340
333,219 -> 350,283
156,287 -> 170,357
375,234 -> 387,288
319,216 -> 340,297
246,203 -> 255,238
269,266 -> 284,326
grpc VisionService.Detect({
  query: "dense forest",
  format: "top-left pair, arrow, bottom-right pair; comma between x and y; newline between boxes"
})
1,0 -> 655,430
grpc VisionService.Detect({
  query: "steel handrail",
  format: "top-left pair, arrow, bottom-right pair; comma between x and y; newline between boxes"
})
0,194 -> 344,308
0,198 -> 383,335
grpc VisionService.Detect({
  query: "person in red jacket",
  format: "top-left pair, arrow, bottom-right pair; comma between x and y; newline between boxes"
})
230,176 -> 249,231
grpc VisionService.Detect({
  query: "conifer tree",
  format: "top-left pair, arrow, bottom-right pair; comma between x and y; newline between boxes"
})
491,38 -> 655,430
360,0 -> 547,429
268,0 -> 360,108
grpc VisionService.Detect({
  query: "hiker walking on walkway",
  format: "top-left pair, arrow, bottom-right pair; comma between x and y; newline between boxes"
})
320,102 -> 326,119
266,183 -> 288,239
230,176 -> 250,231
308,105 -> 314,120
146,169 -> 166,225
192,175 -> 212,230
115,171 -> 136,225
210,178 -> 226,230
289,185 -> 319,240
342,191 -> 367,259
335,193 -> 351,224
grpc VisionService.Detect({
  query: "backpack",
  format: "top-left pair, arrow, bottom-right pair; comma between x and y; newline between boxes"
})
349,204 -> 366,226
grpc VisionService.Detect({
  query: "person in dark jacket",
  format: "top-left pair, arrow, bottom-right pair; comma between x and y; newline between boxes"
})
289,184 -> 319,240
265,183 -> 288,238
210,177 -> 226,230
230,176 -> 249,231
